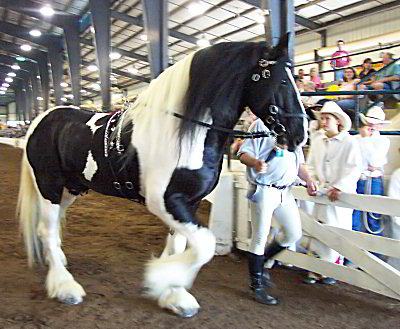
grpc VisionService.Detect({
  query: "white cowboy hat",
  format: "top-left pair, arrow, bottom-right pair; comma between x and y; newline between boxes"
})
359,106 -> 391,125
313,101 -> 352,132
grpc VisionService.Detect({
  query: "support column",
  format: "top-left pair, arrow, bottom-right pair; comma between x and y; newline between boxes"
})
142,0 -> 168,78
25,78 -> 33,121
48,37 -> 65,106
262,0 -> 295,61
64,18 -> 81,106
89,0 -> 111,111
318,30 -> 327,80
37,55 -> 50,111
30,72 -> 39,117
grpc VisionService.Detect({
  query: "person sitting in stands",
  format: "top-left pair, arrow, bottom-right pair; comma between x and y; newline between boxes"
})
359,58 -> 376,83
366,52 -> 400,97
335,67 -> 361,122
309,67 -> 323,90
297,68 -> 305,81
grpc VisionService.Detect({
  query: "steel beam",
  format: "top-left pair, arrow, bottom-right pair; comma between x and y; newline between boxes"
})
0,0 -> 80,27
24,78 -> 33,120
261,0 -> 295,61
0,38 -> 51,111
243,0 -> 321,32
297,0 -> 400,35
141,0 -> 168,78
110,10 -> 199,45
48,39 -> 65,106
89,0 -> 111,111
64,18 -> 81,106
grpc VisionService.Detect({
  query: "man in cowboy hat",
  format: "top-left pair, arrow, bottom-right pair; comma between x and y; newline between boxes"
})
352,106 -> 391,239
304,102 -> 362,284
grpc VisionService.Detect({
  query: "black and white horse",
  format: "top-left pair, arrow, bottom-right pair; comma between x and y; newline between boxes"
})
17,34 -> 307,317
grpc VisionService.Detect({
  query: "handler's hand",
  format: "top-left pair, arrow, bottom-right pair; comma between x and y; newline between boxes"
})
255,159 -> 268,173
327,187 -> 340,201
306,180 -> 317,196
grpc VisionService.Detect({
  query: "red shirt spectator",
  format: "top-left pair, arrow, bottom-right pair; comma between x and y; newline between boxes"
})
330,40 -> 351,69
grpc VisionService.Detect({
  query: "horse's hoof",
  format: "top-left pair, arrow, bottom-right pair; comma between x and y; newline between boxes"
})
176,307 -> 198,318
58,295 -> 83,305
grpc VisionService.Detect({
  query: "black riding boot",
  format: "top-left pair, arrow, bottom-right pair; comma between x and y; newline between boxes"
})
262,241 -> 287,287
248,252 -> 279,305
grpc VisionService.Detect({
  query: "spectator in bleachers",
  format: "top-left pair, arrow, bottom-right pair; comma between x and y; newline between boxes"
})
304,102 -> 362,284
309,67 -> 323,90
352,107 -> 391,238
367,52 -> 400,95
297,68 -> 305,80
359,58 -> 376,83
330,40 -> 351,81
335,67 -> 360,122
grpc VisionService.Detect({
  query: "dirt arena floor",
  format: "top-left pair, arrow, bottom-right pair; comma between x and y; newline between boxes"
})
0,143 -> 399,329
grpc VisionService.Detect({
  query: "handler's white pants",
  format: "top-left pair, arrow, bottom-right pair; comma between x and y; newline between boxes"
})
249,185 -> 302,255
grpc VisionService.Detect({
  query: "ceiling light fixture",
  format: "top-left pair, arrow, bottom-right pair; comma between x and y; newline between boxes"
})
37,75 -> 41,79
2,83 -> 10,87
16,56 -> 25,61
109,52 -> 121,60
196,37 -> 210,48
7,72 -> 16,77
0,91 -> 5,95
29,29 -> 42,37
87,64 -> 98,72
5,77 -> 13,83
40,5 -> 54,17
188,1 -> 207,16
0,87 -> 7,91
11,64 -> 20,70
20,44 -> 32,51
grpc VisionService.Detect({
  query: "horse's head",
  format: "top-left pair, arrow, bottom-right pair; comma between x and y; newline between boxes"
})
244,33 -> 308,152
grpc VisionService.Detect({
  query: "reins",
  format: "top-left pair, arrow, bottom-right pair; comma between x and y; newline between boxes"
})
172,112 -> 277,139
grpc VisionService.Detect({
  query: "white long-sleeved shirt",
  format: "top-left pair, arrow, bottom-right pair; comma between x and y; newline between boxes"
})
307,130 -> 362,193
388,168 -> 400,225
354,132 -> 390,177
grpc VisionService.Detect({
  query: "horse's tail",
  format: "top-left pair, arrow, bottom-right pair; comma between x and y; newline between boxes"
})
16,148 -> 43,267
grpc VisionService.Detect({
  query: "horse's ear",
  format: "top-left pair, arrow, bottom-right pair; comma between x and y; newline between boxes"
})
272,32 -> 290,57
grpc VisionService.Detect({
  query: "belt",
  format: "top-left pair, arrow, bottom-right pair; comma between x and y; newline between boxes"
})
266,184 -> 288,190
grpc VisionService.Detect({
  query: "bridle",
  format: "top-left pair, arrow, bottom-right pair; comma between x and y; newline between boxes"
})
251,58 -> 308,138
171,58 -> 307,140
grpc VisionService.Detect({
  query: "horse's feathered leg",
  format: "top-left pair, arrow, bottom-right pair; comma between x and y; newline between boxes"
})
143,190 -> 215,318
37,198 -> 86,304
39,189 -> 77,266
160,231 -> 187,258
18,139 -> 85,305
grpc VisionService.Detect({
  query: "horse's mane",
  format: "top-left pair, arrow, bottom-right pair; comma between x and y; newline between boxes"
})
178,42 -> 268,143
114,42 -> 268,149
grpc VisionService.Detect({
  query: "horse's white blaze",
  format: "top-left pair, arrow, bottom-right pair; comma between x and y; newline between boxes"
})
82,151 -> 97,181
86,113 -> 108,134
285,67 -> 309,146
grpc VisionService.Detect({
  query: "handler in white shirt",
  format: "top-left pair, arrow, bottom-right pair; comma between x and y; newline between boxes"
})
238,119 -> 314,305
305,102 -> 362,284
353,106 -> 391,236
